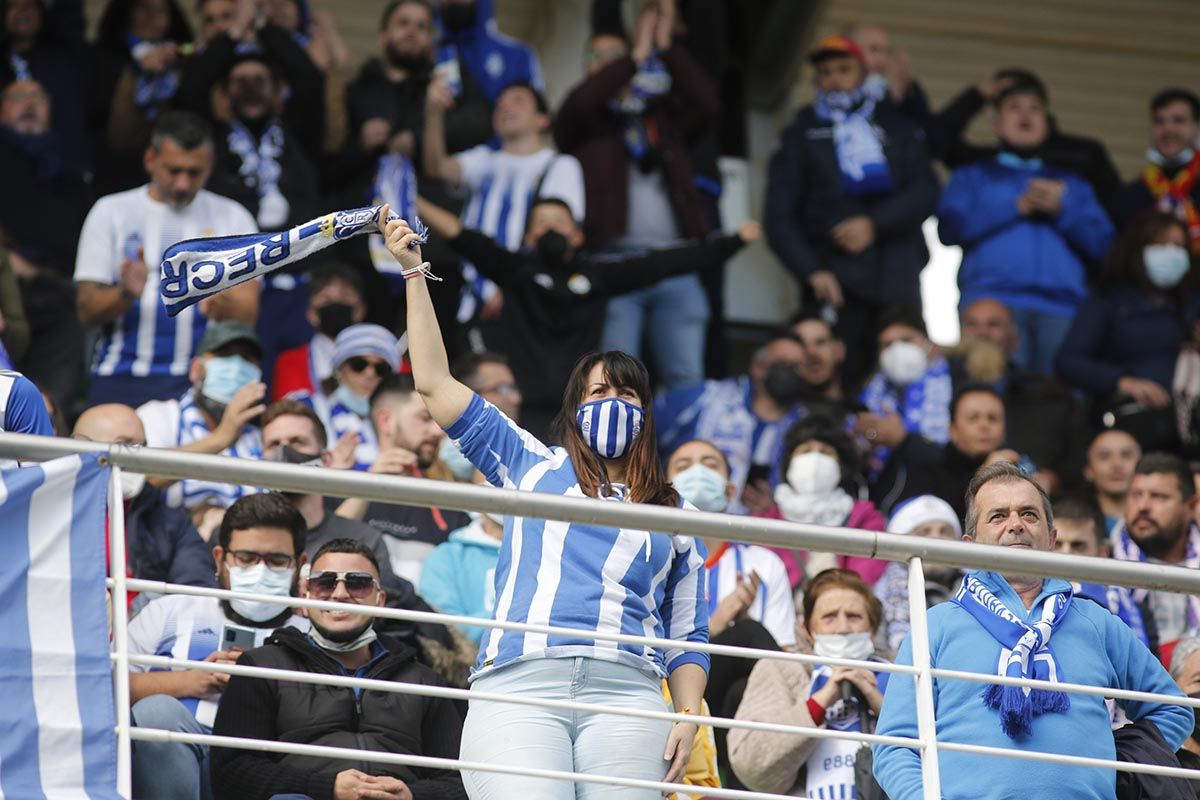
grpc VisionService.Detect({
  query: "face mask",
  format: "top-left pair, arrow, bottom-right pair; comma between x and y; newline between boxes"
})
332,384 -> 370,417
315,303 -> 355,338
672,463 -> 730,512
227,563 -> 294,622
309,619 -> 378,653
119,470 -> 146,500
438,436 -> 475,480
440,2 -> 476,31
1143,243 -> 1191,290
786,451 -> 841,495
762,361 -> 807,406
576,397 -> 643,460
266,444 -> 322,467
202,355 -> 262,405
879,340 -> 928,386
535,230 -> 569,264
812,631 -> 874,661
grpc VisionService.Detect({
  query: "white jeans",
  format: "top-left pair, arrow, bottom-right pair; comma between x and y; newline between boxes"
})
460,657 -> 672,799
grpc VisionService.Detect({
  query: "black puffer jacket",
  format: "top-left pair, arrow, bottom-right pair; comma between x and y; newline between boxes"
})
210,626 -> 466,800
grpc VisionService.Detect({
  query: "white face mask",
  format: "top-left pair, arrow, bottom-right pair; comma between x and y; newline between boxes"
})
879,340 -> 929,386
786,451 -> 841,495
1143,243 -> 1191,290
119,470 -> 146,500
227,563 -> 294,622
812,631 -> 875,661
672,464 -> 730,512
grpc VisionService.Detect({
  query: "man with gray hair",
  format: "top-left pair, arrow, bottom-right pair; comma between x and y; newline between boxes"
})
1169,636 -> 1200,786
874,462 -> 1191,800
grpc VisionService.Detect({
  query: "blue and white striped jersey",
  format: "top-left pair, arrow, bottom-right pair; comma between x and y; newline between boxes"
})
74,186 -> 257,378
292,390 -> 379,472
446,394 -> 709,680
0,371 -> 53,436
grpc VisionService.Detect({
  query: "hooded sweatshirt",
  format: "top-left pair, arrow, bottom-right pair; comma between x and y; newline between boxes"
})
419,517 -> 502,644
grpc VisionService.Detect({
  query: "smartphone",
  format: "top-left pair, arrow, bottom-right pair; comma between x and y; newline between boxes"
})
221,622 -> 257,651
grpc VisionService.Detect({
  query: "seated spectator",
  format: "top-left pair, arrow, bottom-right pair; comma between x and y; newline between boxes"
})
847,23 -> 939,150
127,493 -> 309,800
938,78 -> 1114,376
788,310 -> 850,417
450,350 -> 522,422
88,0 -> 192,195
765,415 -> 888,586
765,35 -> 938,386
211,537 -> 467,800
729,569 -> 890,797
938,68 -> 1122,204
0,77 -> 89,410
873,495 -> 964,653
73,403 -> 218,591
1057,212 -> 1198,451
137,321 -> 266,514
1083,427 -> 1142,533
417,195 -> 755,439
555,0 -> 721,390
270,262 -> 367,401
951,296 -> 1086,495
297,323 -> 401,472
335,373 -> 467,583
1113,453 -> 1200,663
1112,88 -> 1200,246
1168,637 -> 1200,786
855,305 -> 953,482
432,0 -> 543,106
74,110 -> 260,408
656,330 -> 807,515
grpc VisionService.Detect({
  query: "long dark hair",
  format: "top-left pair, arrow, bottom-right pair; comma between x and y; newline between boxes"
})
1099,210 -> 1195,295
96,0 -> 192,50
552,351 -> 679,507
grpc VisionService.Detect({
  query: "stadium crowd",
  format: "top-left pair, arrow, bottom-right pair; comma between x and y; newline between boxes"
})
4,0 -> 1200,796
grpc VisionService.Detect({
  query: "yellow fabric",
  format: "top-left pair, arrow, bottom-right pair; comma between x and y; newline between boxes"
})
663,681 -> 721,799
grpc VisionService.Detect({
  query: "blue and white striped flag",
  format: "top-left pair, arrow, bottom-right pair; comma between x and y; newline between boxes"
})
0,453 -> 121,799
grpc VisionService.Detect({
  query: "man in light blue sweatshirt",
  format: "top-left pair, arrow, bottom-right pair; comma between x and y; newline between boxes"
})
874,461 -> 1191,800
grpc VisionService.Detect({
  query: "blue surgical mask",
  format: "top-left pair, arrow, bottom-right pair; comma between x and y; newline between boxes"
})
1144,243 -> 1191,290
673,463 -> 730,512
202,355 -> 261,404
438,436 -> 475,480
576,397 -> 643,460
332,384 -> 370,417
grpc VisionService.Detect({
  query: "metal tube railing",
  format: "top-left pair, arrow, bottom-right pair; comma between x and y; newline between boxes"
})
907,558 -> 941,799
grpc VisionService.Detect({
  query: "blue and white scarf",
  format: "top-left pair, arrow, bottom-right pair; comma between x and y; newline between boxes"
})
953,575 -> 1072,740
227,118 -> 288,228
859,356 -> 952,477
159,205 -> 428,317
1073,581 -> 1149,647
804,661 -> 890,799
1111,521 -> 1200,634
368,153 -> 420,279
813,87 -> 894,197
9,52 -> 31,81
299,390 -> 379,472
611,52 -> 672,163
128,35 -> 180,117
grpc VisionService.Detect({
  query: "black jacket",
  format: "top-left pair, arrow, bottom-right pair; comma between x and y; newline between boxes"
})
764,103 -> 938,307
1113,718 -> 1194,800
126,485 -> 219,588
210,626 -> 466,800
870,437 -> 983,519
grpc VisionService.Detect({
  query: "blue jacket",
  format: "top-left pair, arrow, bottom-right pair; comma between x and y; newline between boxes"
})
873,570 -> 1191,800
436,0 -> 543,105
127,485 -> 219,589
938,161 -> 1114,316
1055,287 -> 1200,394
418,519 -> 501,644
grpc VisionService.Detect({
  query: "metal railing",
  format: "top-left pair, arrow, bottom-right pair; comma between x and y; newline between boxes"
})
3,432 -> 1200,800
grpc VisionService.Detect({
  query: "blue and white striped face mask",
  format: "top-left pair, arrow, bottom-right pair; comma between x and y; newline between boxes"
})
576,397 -> 644,460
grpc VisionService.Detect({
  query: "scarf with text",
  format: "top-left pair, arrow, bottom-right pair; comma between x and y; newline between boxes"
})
813,86 -> 894,197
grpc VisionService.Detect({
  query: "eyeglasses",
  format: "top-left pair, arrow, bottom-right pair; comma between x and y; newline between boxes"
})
226,550 -> 295,571
307,571 -> 379,600
345,357 -> 392,378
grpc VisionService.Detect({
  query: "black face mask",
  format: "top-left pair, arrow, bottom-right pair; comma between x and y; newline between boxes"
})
316,303 -> 355,338
762,361 -> 807,406
440,2 -> 476,31
266,444 -> 322,467
535,230 -> 569,264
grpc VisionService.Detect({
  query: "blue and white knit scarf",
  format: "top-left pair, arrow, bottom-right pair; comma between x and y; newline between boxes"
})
859,355 -> 952,477
367,153 -> 420,279
128,35 -> 180,117
159,206 -> 428,317
813,87 -> 894,197
227,118 -> 288,228
953,575 -> 1073,740
1112,521 -> 1200,633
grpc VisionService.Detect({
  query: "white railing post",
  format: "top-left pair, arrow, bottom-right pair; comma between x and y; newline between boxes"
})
907,557 -> 941,799
108,464 -> 132,798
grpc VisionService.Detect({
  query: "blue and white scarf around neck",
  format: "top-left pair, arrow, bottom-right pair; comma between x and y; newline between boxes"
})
128,35 -> 180,117
953,575 -> 1073,740
813,86 -> 894,197
227,118 -> 288,228
1112,520 -> 1200,634
859,355 -> 952,478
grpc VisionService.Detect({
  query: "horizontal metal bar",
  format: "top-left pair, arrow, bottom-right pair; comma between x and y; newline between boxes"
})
14,433 -> 1200,594
929,667 -> 1200,708
936,739 -> 1200,781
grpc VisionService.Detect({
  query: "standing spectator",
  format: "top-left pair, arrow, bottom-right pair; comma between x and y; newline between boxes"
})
1056,212 -> 1198,450
136,321 -> 266,513
555,0 -> 721,390
765,34 -> 938,386
1111,88 -> 1200,246
655,330 -> 807,515
0,76 -> 88,410
847,22 -> 941,152
873,462 -> 1191,800
1083,428 -> 1142,534
1113,453 -> 1200,662
74,111 -> 259,408
450,350 -> 521,421
937,79 -> 1115,375
433,0 -> 543,106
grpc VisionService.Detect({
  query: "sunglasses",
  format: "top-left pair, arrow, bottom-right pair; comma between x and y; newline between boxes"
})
307,570 -> 379,600
345,356 -> 392,378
